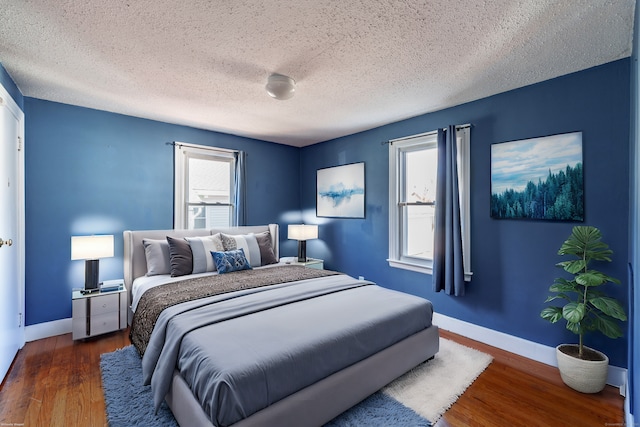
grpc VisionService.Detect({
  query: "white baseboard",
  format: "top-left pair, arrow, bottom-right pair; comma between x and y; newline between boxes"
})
25,318 -> 71,342
433,312 -> 627,389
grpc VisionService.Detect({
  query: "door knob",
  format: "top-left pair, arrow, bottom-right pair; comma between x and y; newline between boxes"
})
0,238 -> 13,248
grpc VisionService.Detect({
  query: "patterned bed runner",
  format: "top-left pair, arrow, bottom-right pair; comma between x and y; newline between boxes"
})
130,266 -> 340,355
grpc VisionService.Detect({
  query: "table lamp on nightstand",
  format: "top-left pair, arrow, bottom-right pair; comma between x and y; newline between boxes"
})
71,235 -> 114,292
288,224 -> 318,262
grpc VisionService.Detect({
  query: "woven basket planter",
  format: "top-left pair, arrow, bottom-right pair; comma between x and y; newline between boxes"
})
556,344 -> 609,393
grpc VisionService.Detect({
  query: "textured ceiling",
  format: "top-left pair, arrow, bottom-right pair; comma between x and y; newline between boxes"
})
0,0 -> 635,147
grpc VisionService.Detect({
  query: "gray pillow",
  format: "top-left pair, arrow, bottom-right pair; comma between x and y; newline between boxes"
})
166,236 -> 193,277
255,231 -> 278,265
142,238 -> 170,276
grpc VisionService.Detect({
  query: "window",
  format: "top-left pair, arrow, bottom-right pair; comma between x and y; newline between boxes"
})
174,142 -> 236,229
388,127 -> 471,279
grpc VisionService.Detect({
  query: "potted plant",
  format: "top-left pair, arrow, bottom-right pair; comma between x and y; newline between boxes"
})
540,225 -> 627,393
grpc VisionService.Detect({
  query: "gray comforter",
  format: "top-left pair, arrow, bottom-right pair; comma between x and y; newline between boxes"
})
142,273 -> 434,427
131,266 -> 340,355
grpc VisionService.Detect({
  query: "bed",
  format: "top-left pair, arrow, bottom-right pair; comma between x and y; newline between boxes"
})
123,224 -> 439,427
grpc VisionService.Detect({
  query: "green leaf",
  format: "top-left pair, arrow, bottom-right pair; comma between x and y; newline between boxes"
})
549,278 -> 578,293
578,270 -> 620,287
540,307 -> 563,323
544,294 -> 570,303
557,260 -> 586,274
565,321 -> 580,335
585,289 -> 607,299
576,271 -> 608,287
558,226 -> 599,254
563,302 -> 585,323
590,297 -> 627,321
594,315 -> 623,339
582,317 -> 598,332
558,226 -> 613,262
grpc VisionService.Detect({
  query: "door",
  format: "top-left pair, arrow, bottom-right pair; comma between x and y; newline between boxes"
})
0,84 -> 24,383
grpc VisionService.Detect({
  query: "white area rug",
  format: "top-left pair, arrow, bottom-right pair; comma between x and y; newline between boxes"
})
383,338 -> 493,424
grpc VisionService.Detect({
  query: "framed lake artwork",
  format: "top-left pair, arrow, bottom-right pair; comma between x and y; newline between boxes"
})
490,131 -> 584,221
317,162 -> 365,218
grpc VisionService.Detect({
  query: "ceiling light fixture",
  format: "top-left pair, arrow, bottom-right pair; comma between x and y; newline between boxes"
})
265,73 -> 296,100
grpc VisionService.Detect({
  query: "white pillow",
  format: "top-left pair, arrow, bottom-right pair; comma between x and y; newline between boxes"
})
185,234 -> 224,273
220,233 -> 262,268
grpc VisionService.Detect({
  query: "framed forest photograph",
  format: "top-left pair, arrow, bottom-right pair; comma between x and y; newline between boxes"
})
490,132 -> 584,221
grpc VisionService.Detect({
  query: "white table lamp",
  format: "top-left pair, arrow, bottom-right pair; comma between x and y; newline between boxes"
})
288,224 -> 318,262
71,235 -> 114,291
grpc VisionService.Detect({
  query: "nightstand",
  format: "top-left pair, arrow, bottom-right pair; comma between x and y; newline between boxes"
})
72,284 -> 127,340
280,257 -> 324,270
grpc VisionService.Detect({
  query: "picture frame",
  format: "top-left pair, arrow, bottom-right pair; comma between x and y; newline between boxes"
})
317,162 -> 365,218
490,131 -> 584,221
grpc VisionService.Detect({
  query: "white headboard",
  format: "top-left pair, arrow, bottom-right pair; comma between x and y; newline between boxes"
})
122,223 -> 279,292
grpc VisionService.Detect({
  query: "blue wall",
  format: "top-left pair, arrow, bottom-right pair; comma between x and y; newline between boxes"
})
0,62 -> 23,109
22,59 -> 632,371
24,99 -> 300,325
300,59 -> 631,368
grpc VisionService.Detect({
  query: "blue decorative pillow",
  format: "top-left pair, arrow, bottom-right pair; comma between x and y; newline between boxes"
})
211,249 -> 253,274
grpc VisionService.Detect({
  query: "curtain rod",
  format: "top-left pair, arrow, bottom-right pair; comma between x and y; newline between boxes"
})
382,123 -> 472,146
165,141 -> 240,155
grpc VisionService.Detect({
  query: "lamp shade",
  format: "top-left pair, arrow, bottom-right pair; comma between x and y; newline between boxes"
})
71,235 -> 114,260
288,224 -> 318,241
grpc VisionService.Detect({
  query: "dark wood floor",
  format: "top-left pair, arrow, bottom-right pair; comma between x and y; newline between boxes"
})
436,330 -> 624,426
0,328 -> 624,426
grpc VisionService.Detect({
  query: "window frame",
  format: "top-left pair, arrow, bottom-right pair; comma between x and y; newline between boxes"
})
388,127 -> 472,280
174,142 -> 237,229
